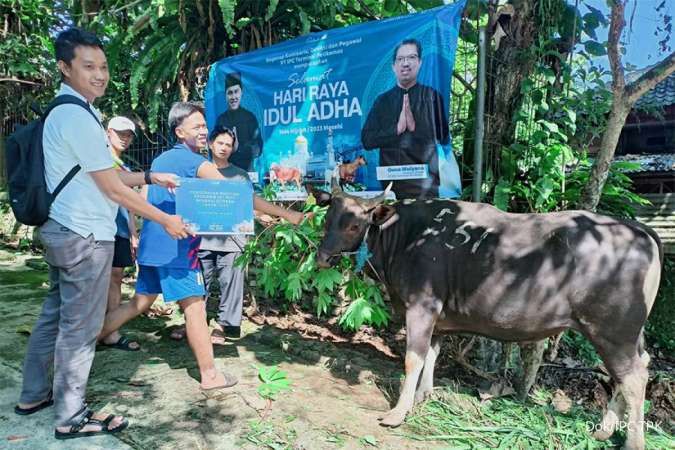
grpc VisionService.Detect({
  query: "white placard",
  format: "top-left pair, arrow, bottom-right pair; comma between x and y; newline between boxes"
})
376,164 -> 429,180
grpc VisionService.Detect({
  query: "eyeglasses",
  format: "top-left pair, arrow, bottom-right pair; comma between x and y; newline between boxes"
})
395,54 -> 419,64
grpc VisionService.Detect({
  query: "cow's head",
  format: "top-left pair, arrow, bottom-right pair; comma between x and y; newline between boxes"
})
310,180 -> 396,268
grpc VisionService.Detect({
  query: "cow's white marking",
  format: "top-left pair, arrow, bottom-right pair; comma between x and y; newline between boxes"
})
402,199 -> 417,205
433,208 -> 454,223
425,200 -> 434,204
444,242 -> 454,250
471,229 -> 493,254
422,228 -> 440,236
453,223 -> 472,246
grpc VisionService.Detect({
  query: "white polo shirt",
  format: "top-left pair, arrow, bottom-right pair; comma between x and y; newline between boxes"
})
43,83 -> 118,241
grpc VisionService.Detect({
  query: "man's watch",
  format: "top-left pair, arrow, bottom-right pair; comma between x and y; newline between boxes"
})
144,170 -> 153,185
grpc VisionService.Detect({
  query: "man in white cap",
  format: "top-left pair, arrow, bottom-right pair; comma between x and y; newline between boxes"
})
99,116 -> 141,350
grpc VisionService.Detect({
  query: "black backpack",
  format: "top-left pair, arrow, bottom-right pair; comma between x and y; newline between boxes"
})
5,95 -> 103,226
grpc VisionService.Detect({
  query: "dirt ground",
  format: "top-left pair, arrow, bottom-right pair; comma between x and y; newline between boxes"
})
0,247 -> 673,449
0,248 -> 439,450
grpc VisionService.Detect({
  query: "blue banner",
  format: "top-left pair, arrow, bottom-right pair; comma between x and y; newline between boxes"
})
205,1 -> 465,200
175,178 -> 254,235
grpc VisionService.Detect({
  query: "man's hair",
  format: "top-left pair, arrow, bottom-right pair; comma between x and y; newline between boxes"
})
225,72 -> 242,90
55,27 -> 104,65
168,101 -> 204,136
208,125 -> 237,146
392,38 -> 422,63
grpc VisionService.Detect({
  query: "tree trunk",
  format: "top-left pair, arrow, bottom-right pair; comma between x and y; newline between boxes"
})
579,0 -> 675,211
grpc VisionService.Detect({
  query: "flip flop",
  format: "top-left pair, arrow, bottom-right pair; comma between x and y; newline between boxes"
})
211,328 -> 227,345
14,391 -> 53,415
169,326 -> 187,341
98,336 -> 141,352
200,372 -> 238,392
55,413 -> 129,440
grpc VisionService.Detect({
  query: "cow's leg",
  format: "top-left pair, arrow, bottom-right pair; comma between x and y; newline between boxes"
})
379,306 -> 435,427
618,359 -> 648,450
516,339 -> 546,400
414,335 -> 442,405
593,385 -> 626,441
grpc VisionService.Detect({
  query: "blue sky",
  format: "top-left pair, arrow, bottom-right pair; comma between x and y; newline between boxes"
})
583,0 -> 673,71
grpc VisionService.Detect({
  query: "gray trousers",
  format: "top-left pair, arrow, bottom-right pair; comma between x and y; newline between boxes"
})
20,219 -> 114,427
198,250 -> 244,327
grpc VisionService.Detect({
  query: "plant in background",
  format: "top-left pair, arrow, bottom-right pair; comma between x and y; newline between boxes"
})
238,201 -> 389,331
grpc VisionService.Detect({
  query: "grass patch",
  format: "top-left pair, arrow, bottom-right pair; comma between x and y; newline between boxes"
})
403,387 -> 673,449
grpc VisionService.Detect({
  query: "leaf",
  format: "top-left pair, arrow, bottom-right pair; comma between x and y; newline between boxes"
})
284,273 -> 303,302
313,268 -> 342,292
584,41 -> 606,56
361,435 -> 378,446
265,0 -> 279,21
494,179 -> 512,211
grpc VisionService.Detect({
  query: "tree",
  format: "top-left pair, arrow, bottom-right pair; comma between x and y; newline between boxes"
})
579,0 -> 675,211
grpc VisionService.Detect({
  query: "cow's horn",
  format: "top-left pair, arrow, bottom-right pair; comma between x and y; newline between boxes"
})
362,182 -> 392,208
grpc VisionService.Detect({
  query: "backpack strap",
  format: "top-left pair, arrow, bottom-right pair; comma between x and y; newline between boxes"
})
42,95 -> 105,198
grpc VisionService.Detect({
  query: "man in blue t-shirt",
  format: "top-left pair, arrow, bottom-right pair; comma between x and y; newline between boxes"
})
98,102 -> 305,391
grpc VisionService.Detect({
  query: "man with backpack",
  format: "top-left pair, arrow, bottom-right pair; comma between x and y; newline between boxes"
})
11,27 -> 189,440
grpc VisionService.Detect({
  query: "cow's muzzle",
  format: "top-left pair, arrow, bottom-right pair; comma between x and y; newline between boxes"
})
316,250 -> 338,268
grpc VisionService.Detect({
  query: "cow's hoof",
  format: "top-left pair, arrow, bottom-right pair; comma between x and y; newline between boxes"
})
378,409 -> 406,427
592,429 -> 614,441
414,389 -> 431,405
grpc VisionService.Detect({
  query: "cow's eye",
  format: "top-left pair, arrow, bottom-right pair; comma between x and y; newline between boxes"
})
348,224 -> 360,232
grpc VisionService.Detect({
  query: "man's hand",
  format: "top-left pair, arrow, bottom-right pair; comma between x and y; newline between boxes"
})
161,215 -> 190,239
397,100 -> 407,135
404,93 -> 415,132
287,211 -> 313,226
130,234 -> 139,259
151,172 -> 181,189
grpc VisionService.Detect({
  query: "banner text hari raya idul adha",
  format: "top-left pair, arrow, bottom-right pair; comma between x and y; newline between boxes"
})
204,1 -> 466,200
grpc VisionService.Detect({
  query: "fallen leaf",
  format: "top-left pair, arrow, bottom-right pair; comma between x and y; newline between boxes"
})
7,435 -> 28,441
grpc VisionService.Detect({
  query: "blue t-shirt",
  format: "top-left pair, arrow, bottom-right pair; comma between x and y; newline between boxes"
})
137,143 -> 206,268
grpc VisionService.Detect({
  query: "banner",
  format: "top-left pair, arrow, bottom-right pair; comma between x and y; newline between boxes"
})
176,178 -> 254,235
205,1 -> 465,200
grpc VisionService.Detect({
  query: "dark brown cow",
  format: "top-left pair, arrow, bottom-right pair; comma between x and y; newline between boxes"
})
312,184 -> 662,450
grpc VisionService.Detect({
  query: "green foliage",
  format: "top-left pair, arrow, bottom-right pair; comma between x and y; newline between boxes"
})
257,365 -> 291,400
238,203 -> 389,331
645,257 -> 675,354
405,387 -> 672,449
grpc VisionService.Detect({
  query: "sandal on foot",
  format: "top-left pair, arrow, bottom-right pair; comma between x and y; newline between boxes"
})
99,336 -> 140,352
211,328 -> 226,345
14,391 -> 53,415
200,372 -> 238,392
169,326 -> 187,341
55,411 -> 129,440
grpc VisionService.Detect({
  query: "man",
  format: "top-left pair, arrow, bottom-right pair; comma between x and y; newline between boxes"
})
99,116 -> 141,351
361,39 -> 449,199
215,72 -> 263,172
169,125 -> 306,342
98,104 -> 305,380
14,27 -> 188,440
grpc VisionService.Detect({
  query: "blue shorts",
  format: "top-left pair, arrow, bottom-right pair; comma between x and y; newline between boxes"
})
136,265 -> 206,302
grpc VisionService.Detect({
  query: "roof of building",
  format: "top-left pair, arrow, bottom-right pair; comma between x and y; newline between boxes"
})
614,153 -> 675,173
633,71 -> 675,109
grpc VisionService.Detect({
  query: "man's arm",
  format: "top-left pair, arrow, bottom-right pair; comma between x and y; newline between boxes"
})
196,162 -> 304,225
90,168 -> 188,239
118,170 -> 180,189
361,94 -> 402,150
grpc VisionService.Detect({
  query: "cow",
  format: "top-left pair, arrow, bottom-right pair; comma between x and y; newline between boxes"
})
339,155 -> 367,183
311,183 -> 662,450
269,163 -> 302,189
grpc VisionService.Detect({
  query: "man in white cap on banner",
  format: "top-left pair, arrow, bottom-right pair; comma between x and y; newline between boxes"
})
99,116 -> 141,351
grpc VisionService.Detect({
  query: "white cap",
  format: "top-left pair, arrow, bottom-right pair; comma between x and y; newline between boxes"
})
107,116 -> 136,135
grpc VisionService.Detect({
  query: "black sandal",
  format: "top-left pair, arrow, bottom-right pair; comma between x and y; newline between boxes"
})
98,336 -> 141,352
55,410 -> 129,440
14,391 -> 53,415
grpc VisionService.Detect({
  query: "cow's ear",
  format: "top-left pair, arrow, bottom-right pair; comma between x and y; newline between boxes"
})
370,204 -> 397,227
305,184 -> 332,206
